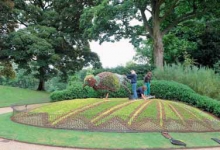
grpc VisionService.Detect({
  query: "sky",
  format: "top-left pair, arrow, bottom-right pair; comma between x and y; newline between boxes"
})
90,39 -> 136,68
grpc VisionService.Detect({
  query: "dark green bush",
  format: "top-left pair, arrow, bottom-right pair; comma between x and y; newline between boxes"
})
151,80 -> 220,117
151,80 -> 195,100
50,82 -> 98,101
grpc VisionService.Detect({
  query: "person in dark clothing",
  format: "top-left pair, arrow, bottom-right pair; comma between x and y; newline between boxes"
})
137,86 -> 148,100
144,71 -> 152,96
127,70 -> 138,100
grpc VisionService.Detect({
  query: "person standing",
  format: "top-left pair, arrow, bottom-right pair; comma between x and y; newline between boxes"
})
144,71 -> 152,96
127,70 -> 138,100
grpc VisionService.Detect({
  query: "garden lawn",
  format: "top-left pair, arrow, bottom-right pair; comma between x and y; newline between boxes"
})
0,113 -> 220,149
0,85 -> 50,107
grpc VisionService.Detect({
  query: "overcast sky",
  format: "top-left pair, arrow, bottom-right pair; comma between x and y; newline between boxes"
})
90,39 -> 136,68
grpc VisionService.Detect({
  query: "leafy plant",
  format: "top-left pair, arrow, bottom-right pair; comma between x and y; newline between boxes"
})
153,64 -> 220,100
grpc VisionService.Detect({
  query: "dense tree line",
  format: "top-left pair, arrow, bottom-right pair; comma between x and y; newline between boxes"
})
0,0 -> 102,90
0,0 -> 219,91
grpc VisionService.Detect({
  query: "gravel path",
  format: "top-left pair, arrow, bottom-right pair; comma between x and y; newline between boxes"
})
0,106 -> 219,150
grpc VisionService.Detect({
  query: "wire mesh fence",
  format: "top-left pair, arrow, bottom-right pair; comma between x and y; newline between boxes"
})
11,104 -> 220,133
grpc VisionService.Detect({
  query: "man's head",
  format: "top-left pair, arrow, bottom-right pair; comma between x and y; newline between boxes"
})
142,85 -> 147,91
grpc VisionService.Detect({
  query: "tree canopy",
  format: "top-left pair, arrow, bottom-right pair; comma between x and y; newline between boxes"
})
0,0 -> 102,90
80,0 -> 219,68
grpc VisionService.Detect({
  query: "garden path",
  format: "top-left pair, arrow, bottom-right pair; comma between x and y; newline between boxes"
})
0,106 -> 219,150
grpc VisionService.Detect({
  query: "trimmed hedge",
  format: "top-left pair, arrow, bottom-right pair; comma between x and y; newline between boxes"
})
151,80 -> 220,117
50,82 -> 98,102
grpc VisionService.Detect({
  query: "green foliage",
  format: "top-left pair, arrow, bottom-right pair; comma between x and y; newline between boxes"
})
214,61 -> 220,75
80,0 -> 219,67
100,72 -> 120,91
134,34 -> 197,65
0,0 -> 101,90
182,52 -> 197,68
50,81 -> 98,102
151,80 -> 220,117
0,61 -> 15,78
153,64 -> 220,100
189,29 -> 220,68
0,68 -> 38,89
45,77 -> 67,92
151,80 -> 195,100
51,79 -> 144,102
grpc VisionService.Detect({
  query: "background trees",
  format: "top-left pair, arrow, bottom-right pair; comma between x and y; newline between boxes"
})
80,0 -> 219,68
0,0 -> 220,91
0,0 -> 102,90
0,0 -> 16,78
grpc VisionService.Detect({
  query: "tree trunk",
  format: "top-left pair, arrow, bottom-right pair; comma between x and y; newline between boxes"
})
37,79 -> 45,91
153,21 -> 164,68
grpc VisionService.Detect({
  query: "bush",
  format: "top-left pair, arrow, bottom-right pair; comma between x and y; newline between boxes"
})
50,81 -> 99,102
45,77 -> 67,92
151,80 -> 195,100
151,80 -> 220,117
153,64 -> 220,100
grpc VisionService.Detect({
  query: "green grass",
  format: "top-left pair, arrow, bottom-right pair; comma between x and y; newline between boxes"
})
1,113 -> 220,149
0,85 -> 50,107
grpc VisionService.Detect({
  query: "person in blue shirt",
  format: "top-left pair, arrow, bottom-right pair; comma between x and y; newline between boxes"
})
137,86 -> 148,100
127,70 -> 138,100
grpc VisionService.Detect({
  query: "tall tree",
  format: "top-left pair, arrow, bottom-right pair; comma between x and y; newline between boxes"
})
0,0 -> 16,78
80,0 -> 218,68
1,0 -> 101,90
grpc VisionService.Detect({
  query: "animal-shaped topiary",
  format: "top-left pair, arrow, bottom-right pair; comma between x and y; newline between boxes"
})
83,72 -> 131,99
